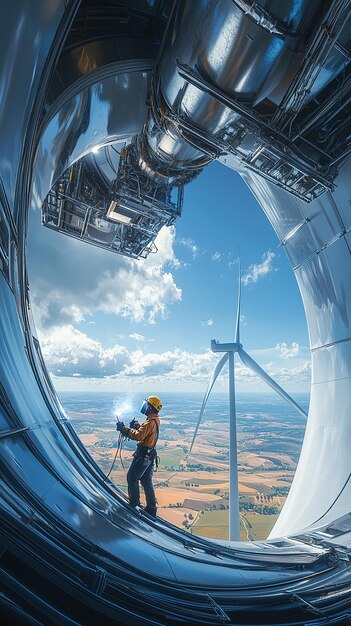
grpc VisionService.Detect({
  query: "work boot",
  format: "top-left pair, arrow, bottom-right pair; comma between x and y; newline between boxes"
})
144,505 -> 157,518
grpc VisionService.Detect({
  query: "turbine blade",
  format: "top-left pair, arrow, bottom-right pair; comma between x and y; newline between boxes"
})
234,256 -> 241,344
238,347 -> 308,418
188,352 -> 229,456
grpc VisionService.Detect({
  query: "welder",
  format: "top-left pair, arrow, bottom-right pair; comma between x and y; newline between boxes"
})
117,396 -> 162,517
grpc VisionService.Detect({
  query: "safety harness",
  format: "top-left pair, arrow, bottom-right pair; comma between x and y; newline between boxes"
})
106,415 -> 160,479
135,416 -> 160,469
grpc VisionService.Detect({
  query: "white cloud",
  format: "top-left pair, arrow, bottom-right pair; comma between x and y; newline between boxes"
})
125,349 -> 180,377
39,325 -> 222,383
129,333 -> 145,342
29,223 -> 182,328
177,237 -> 199,258
237,356 -> 311,384
276,342 -> 300,359
241,251 -> 275,286
211,252 -> 221,261
39,325 -> 130,377
201,318 -> 214,327
148,225 -> 180,269
38,325 -> 311,392
266,360 -> 311,385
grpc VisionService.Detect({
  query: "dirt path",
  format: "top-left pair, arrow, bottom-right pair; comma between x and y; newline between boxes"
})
240,513 -> 252,541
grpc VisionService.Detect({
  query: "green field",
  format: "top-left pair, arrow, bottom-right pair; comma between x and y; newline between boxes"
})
244,513 -> 279,540
158,448 -> 185,468
192,509 -> 229,539
240,482 -> 274,495
192,509 -> 245,541
192,508 -> 278,541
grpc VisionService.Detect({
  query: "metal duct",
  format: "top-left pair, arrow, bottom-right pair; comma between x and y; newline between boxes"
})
126,0 -> 350,205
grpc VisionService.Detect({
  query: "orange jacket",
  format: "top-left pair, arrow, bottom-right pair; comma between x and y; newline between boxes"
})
124,413 -> 160,449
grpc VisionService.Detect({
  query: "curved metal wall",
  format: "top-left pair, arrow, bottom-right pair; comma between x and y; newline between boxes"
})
1,0 -> 351,624
235,160 -> 351,537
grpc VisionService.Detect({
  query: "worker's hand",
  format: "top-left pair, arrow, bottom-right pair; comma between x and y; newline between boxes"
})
129,418 -> 140,429
116,421 -> 125,432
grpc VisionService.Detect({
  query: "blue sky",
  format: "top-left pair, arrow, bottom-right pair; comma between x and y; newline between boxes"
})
28,158 -> 311,394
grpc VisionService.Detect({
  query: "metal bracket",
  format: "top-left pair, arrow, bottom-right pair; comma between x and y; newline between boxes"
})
176,61 -> 334,202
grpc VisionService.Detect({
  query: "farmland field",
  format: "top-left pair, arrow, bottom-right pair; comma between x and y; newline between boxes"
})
61,391 -> 308,542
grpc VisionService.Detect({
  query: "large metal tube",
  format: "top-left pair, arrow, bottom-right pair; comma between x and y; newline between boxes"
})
139,0 -> 324,181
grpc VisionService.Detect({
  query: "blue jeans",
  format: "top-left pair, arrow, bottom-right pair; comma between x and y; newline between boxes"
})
127,450 -> 157,517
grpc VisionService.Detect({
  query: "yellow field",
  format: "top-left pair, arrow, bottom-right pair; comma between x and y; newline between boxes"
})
158,507 -> 199,525
238,483 -> 257,494
239,451 -> 269,467
154,487 -> 221,507
77,418 -> 297,544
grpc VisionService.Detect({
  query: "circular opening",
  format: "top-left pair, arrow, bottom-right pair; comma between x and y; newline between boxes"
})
28,154 -> 309,542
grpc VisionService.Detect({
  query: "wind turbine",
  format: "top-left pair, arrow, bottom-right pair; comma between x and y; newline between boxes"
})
188,269 -> 307,542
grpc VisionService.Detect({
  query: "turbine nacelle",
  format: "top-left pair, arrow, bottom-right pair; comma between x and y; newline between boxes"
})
211,340 -> 242,353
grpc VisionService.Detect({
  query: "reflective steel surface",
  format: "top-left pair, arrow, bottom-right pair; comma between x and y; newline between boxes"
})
238,160 -> 351,539
1,0 -> 351,624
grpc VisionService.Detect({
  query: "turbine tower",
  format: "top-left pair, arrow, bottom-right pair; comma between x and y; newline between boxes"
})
189,271 -> 308,542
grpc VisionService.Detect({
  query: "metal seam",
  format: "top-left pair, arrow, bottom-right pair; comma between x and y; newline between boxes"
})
311,336 -> 351,352
293,226 -> 351,271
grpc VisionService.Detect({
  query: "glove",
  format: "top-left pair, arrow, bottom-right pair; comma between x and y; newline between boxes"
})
129,418 -> 141,429
116,421 -> 125,433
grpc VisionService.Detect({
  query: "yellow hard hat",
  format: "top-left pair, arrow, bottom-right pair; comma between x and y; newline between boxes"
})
146,395 -> 162,412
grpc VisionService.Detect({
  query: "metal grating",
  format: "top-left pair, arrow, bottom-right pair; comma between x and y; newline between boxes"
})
42,156 -> 183,260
